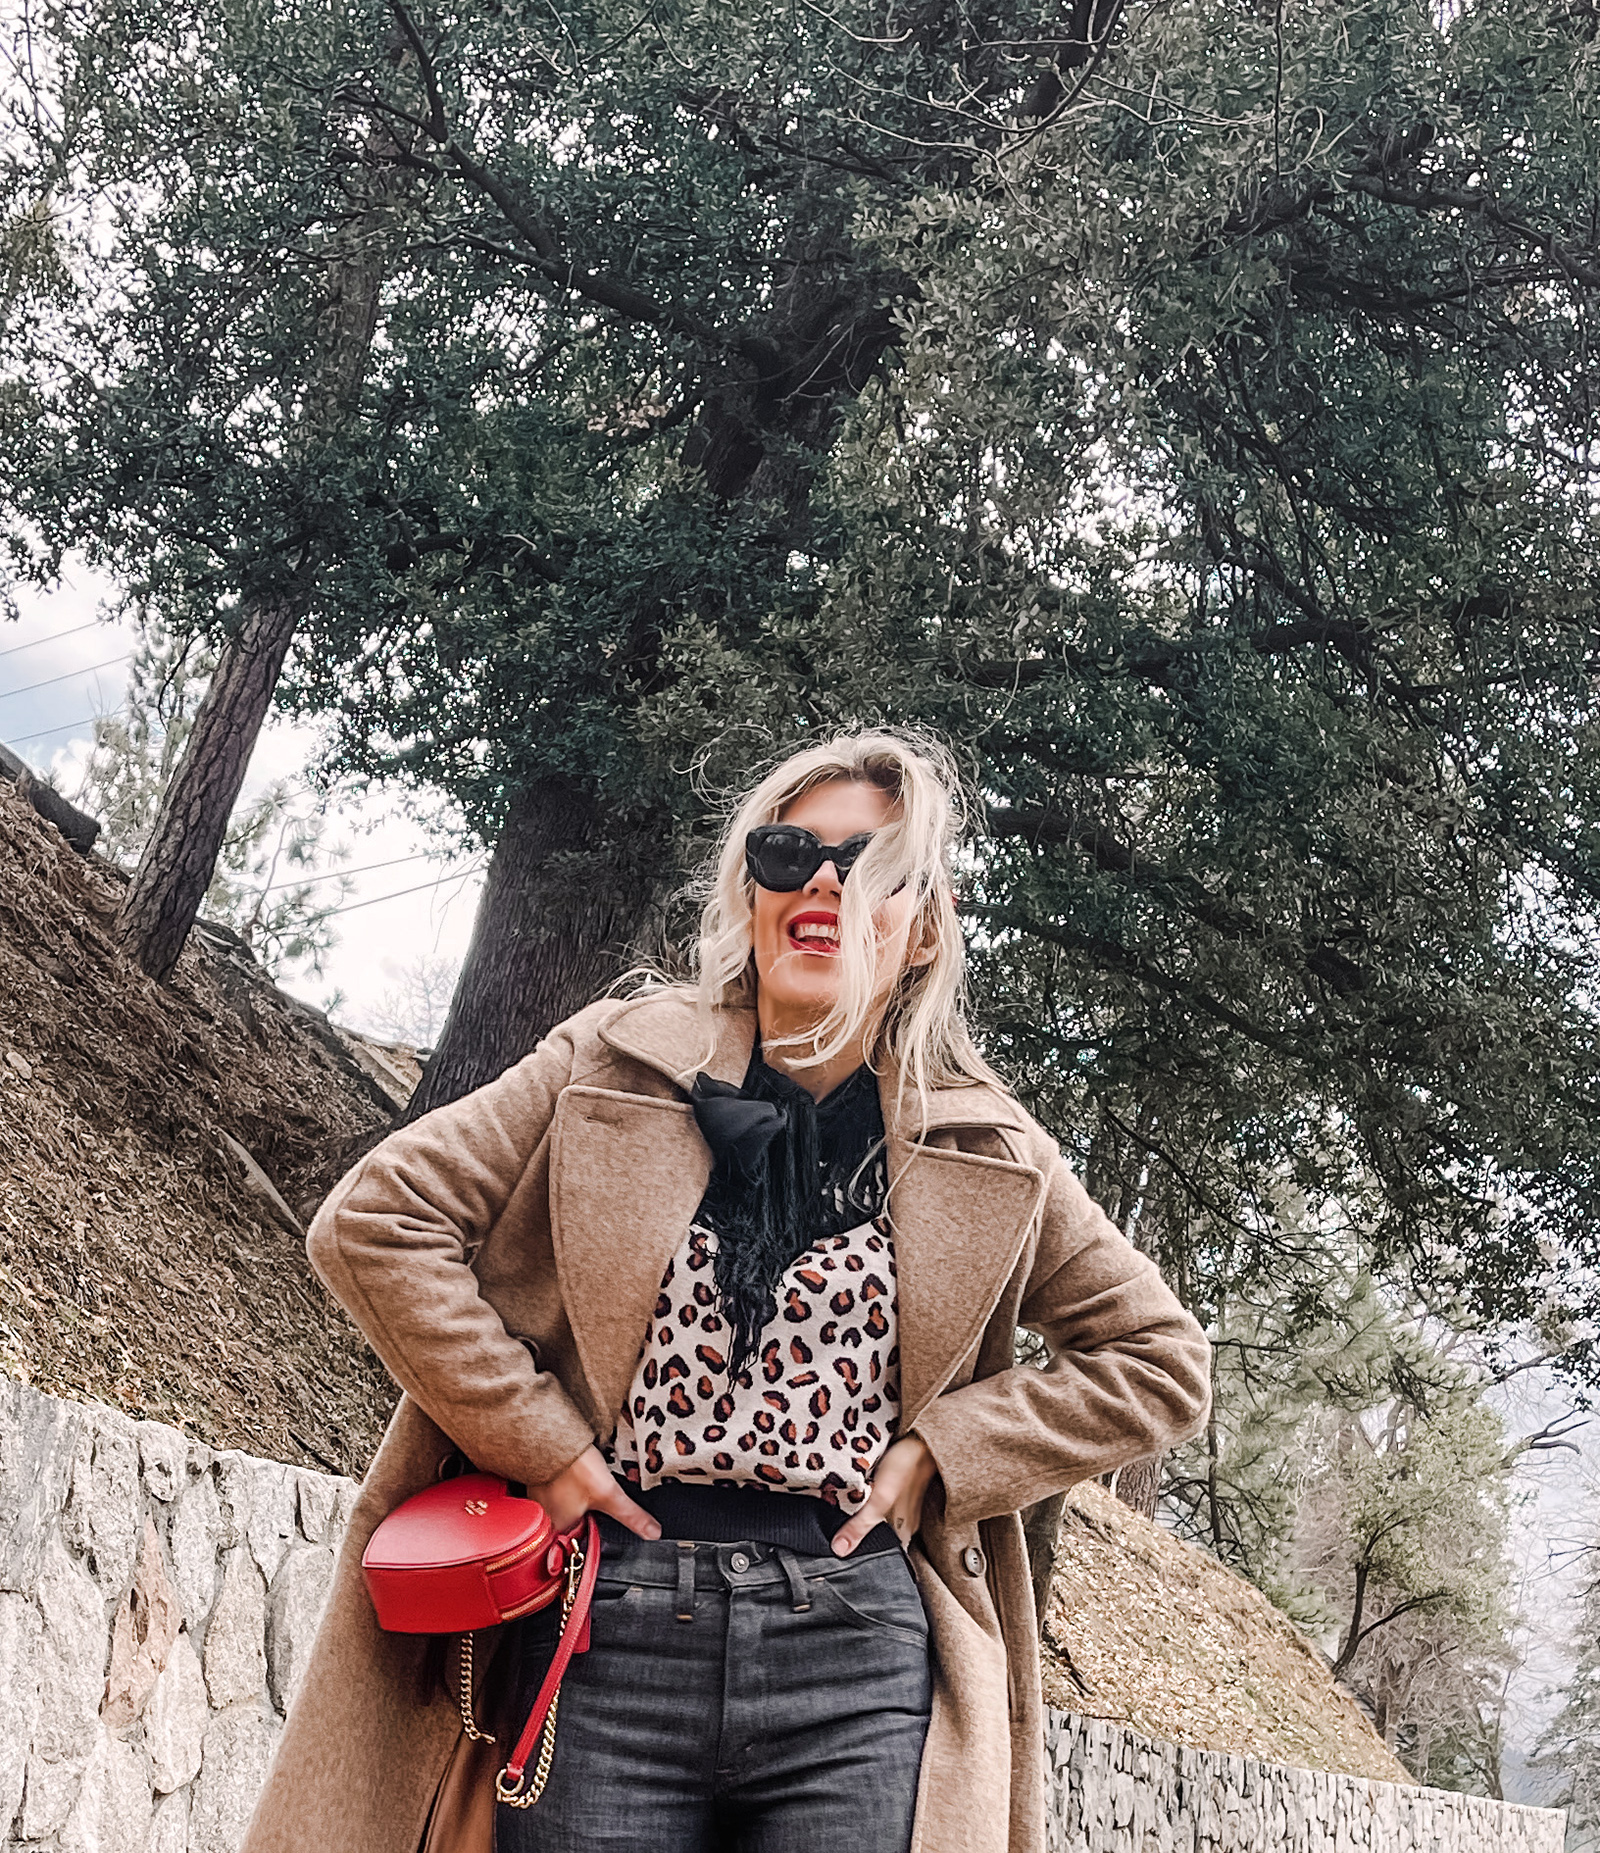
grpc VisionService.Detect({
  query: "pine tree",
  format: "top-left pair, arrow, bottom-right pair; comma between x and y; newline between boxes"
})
73,630 -> 352,978
1534,1556 -> 1600,1847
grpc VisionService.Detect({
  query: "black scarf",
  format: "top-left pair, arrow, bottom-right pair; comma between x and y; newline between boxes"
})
689,1051 -> 886,1383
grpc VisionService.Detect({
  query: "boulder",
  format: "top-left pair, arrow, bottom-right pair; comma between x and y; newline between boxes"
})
101,1519 -> 182,1731
187,1705 -> 277,1853
203,1548 -> 266,1709
19,1535 -> 107,1838
0,1590 -> 42,1833
266,1544 -> 335,1714
166,1467 -> 222,1629
64,1413 -> 142,1596
58,1728 -> 153,1853
143,1631 -> 207,1795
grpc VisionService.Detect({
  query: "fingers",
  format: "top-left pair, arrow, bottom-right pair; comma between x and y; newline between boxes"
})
592,1477 -> 662,1540
831,1485 -> 891,1556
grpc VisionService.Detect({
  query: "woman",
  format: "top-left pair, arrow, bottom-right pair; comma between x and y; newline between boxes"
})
242,730 -> 1210,1853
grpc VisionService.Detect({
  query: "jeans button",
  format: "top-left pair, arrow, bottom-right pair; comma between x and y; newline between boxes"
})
730,1551 -> 751,1573
961,1546 -> 985,1577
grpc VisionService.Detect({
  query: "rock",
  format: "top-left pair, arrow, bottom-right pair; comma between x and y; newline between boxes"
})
167,1468 -> 222,1628
332,1476 -> 360,1536
144,1788 -> 189,1853
217,1452 -> 260,1553
245,1460 -> 297,1583
5,1048 -> 32,1078
266,1545 -> 334,1713
64,1413 -> 142,1595
143,1632 -> 206,1794
0,1379 -> 83,1593
187,1705 -> 277,1853
58,1728 -> 153,1853
0,1590 -> 42,1832
218,1131 -> 305,1239
295,1471 -> 342,1545
20,1535 -> 108,1838
136,1424 -> 187,1505
203,1548 -> 266,1708
0,746 -> 103,853
101,1519 -> 182,1730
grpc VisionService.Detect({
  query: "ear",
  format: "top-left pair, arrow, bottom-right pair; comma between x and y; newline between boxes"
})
905,899 -> 942,969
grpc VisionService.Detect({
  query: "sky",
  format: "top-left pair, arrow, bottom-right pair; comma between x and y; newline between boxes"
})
0,563 -> 485,1042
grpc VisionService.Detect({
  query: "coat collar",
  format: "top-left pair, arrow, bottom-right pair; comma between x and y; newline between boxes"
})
570,987 -> 1045,1433
596,987 -> 1033,1141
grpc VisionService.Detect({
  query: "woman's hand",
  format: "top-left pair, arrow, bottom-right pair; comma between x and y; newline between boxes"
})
527,1445 -> 662,1540
831,1434 -> 937,1556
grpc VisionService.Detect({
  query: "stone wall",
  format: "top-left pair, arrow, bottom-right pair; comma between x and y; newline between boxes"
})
1044,1714 -> 1567,1852
0,1382 -> 353,1853
0,1383 -> 1570,1852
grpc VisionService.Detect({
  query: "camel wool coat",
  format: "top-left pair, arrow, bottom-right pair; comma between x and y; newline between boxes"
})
240,988 -> 1210,1853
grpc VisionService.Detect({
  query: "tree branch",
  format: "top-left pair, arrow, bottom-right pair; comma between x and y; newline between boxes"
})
1333,1587 -> 1453,1675
984,800 -> 1372,997
386,0 -> 446,142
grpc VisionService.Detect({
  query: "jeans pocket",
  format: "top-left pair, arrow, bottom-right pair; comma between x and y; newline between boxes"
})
513,1579 -> 635,1648
810,1556 -> 930,1648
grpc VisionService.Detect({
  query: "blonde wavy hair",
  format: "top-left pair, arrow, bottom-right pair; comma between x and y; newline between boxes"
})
694,728 -> 1002,1110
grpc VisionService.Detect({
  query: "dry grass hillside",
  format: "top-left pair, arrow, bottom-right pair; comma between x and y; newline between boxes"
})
0,772 -> 404,1475
0,767 -> 1406,1783
1042,1479 -> 1411,1783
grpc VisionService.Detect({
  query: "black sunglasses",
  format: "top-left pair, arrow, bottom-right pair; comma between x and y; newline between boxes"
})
745,824 -> 875,892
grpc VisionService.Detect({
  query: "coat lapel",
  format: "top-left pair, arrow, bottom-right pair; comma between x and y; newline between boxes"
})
548,995 -> 757,1429
564,989 -> 1047,1439
882,1081 -> 1048,1432
548,1087 -> 711,1434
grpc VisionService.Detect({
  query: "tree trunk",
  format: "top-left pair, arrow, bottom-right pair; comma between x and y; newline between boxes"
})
1022,1489 -> 1068,1624
112,113 -> 399,982
418,214 -> 903,1111
114,597 -> 301,980
404,777 -> 642,1119
1111,1452 -> 1164,1520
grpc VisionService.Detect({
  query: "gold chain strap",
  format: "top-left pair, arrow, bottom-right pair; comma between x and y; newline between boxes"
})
457,1631 -> 496,1744
495,1541 -> 585,1809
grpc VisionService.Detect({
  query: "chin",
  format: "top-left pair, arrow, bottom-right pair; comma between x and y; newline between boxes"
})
760,965 -> 844,1017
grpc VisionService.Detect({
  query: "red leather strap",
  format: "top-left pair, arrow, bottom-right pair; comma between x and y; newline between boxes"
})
503,1515 -> 602,1786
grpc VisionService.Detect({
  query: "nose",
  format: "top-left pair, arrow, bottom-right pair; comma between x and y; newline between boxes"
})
805,861 -> 843,895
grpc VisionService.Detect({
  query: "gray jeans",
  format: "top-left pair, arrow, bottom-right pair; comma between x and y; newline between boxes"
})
496,1526 -> 933,1852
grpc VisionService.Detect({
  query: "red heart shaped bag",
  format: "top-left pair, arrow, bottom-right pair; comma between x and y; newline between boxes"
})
362,1471 -> 600,1807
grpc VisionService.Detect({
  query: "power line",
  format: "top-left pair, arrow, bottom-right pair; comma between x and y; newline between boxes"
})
320,866 -> 484,918
0,619 -> 107,660
0,726 -> 475,902
5,707 -> 125,747
260,850 -> 447,893
0,653 -> 131,703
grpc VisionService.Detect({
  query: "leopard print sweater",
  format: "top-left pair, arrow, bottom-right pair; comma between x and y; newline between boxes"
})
604,1217 -> 901,1511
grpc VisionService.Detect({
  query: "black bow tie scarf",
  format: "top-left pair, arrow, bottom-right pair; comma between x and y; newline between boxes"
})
689,1058 -> 884,1384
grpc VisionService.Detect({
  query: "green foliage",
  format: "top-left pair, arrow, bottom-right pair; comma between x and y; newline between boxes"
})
6,0 -> 1600,1356
825,0 -> 1600,1355
73,629 -> 352,974
6,4 -> 1594,1788
1170,1269 -> 1521,1788
1534,1555 -> 1600,1845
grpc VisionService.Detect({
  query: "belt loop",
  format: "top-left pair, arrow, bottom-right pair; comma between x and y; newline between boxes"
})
675,1541 -> 697,1622
776,1547 -> 812,1613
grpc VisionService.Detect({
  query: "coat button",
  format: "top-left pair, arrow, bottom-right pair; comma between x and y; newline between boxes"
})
729,1551 -> 751,1573
961,1546 -> 985,1577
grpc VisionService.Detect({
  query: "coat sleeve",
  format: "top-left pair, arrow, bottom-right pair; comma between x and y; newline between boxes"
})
911,1145 -> 1211,1526
305,1006 -> 610,1487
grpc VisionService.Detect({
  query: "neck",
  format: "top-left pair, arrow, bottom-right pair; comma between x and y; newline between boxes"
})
755,997 -> 867,1102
